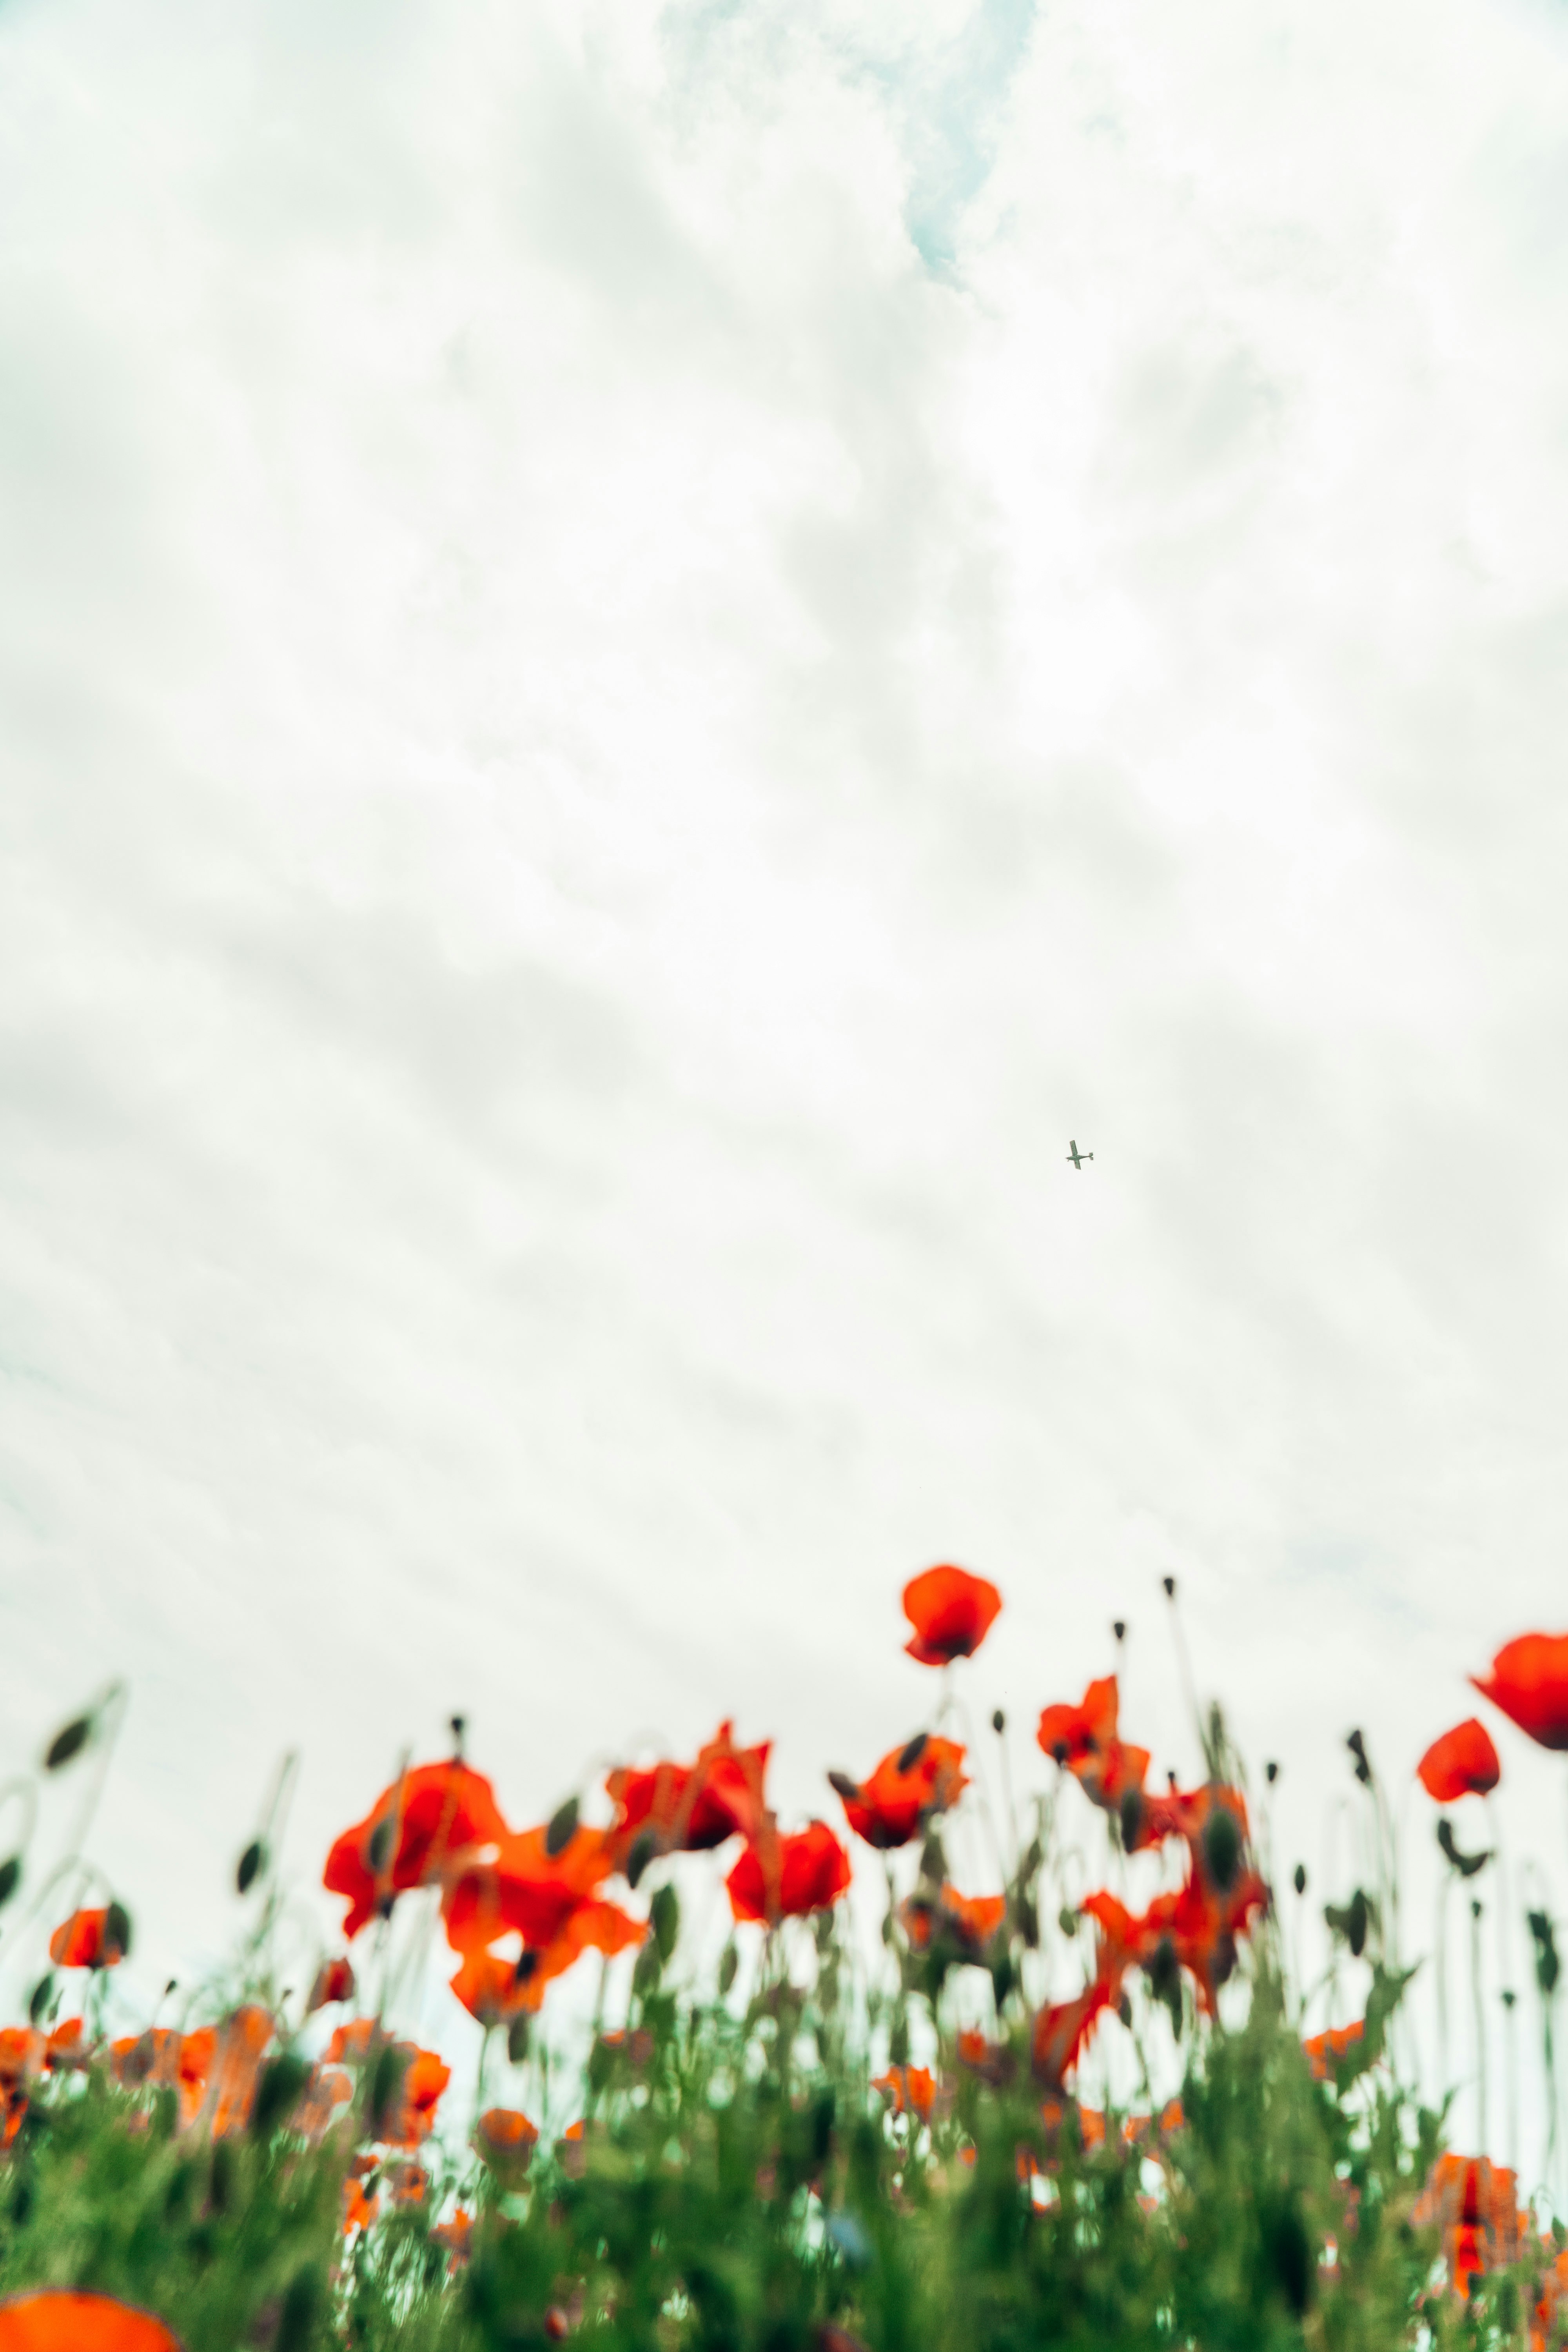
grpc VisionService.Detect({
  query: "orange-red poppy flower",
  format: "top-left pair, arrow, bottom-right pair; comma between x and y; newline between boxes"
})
449,1900 -> 644,2022
432,2207 -> 474,2261
1417,1719 -> 1501,1802
1414,2154 -> 1528,2296
442,1824 -> 617,1956
476,2106 -> 540,2165
107,2027 -> 216,2129
293,2063 -> 354,2141
207,2005 -> 274,2138
1303,2020 -> 1365,2081
0,2295 -> 183,2352
832,1736 -> 967,1850
42,2018 -> 88,2073
902,1566 -> 1002,1666
380,2046 -> 452,2150
47,1908 -> 127,1970
1036,1677 -> 1151,1818
325,1760 -> 508,1940
606,1722 -> 772,1864
900,1884 -> 1007,1962
342,2174 -> 379,2235
726,1822 -> 851,1925
871,2064 -> 937,2122
0,2031 -> 40,2150
324,2016 -> 380,2065
1030,1973 -> 1117,2091
307,1956 -> 357,2013
1472,1635 -> 1568,1753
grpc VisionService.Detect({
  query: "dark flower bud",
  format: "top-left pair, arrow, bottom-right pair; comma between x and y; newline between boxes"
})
450,1714 -> 466,1754
512,1948 -> 540,1985
1112,1620 -> 1126,1643
236,1840 -> 265,1896
44,1716 -> 91,1772
1120,1788 -> 1143,1851
27,1974 -> 53,2027
651,1882 -> 680,1963
0,1856 -> 20,1911
1058,1906 -> 1080,1938
896,1732 -> 929,1776
507,2014 -> 530,2063
250,2051 -> 311,2141
1161,1576 -> 1176,1599
1503,1988 -> 1517,2009
1265,1760 -> 1279,1785
1529,1911 -> 1560,1998
1471,1898 -> 1483,1922
1293,1864 -> 1307,1896
826,1771 -> 860,1803
367,1817 -> 395,1873
1117,1993 -> 1132,2027
545,1797 -> 579,1858
1202,1806 -> 1242,1893
991,1708 -> 1005,1735
103,1901 -> 132,1963
626,1831 -> 657,1889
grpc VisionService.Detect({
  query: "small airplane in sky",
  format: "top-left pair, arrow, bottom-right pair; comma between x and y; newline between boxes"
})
1066,1140 -> 1093,1169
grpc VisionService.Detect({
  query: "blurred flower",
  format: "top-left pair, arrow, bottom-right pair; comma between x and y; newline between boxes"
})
1416,1719 -> 1501,1802
47,1909 -> 127,1970
1031,1974 -> 1117,2091
1035,1679 -> 1150,1818
956,2029 -> 1015,2087
41,2019 -> 87,2073
900,1885 -> 1007,1962
1414,2154 -> 1527,2298
1303,2021 -> 1365,2081
386,2160 -> 427,2207
207,2005 -> 274,2138
0,2294 -> 183,2351
292,2062 -> 353,2141
450,1902 -> 644,2020
381,2047 -> 451,2150
831,1737 -> 967,1851
324,1761 -> 508,1939
606,1722 -> 771,1865
0,2030 -> 41,2149
872,2065 -> 936,2122
107,2027 -> 216,2129
324,2018 -> 379,2065
432,2208 -> 474,2263
306,1957 -> 356,2013
442,1824 -> 617,1955
1471,1634 -> 1568,1753
902,1566 -> 1002,1666
342,2174 -> 379,2236
476,2106 -> 539,2182
726,1822 -> 851,1924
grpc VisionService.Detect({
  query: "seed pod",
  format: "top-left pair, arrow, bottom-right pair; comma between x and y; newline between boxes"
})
44,1716 -> 91,1772
236,1840 -> 265,1896
1120,1788 -> 1143,1852
545,1798 -> 579,1858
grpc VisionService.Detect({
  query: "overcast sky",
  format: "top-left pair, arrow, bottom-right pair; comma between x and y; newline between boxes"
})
3,0 -> 1568,2141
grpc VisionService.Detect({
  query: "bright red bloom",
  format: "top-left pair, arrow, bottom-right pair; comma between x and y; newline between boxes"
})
42,2019 -> 87,2073
325,1761 -> 508,1939
1414,2154 -> 1527,2297
900,1883 -> 1007,1960
307,1956 -> 357,2012
1031,1973 -> 1117,2090
47,1908 -> 127,1970
381,2047 -> 451,2150
449,1901 -> 644,2020
107,2027 -> 216,2130
1303,2020 -> 1365,2081
872,2065 -> 937,2121
833,1735 -> 968,1849
0,2296 -> 183,2352
208,2005 -> 274,2138
1036,1677 -> 1150,1817
324,2017 -> 379,2065
1472,1634 -> 1568,1753
606,1722 -> 771,1864
1417,1719 -> 1501,1802
726,1822 -> 851,1924
0,2031 -> 40,2151
442,1823 -> 617,1955
902,1566 -> 1002,1666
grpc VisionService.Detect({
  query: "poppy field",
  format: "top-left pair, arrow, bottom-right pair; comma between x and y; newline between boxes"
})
2,1570 -> 1567,2352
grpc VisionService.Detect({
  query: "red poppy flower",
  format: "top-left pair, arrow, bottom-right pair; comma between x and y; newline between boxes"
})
1303,2020 -> 1365,2081
1417,1719 -> 1501,1802
0,2031 -> 40,2151
1030,1972 -> 1117,2091
324,1761 -> 508,1939
47,1908 -> 127,1970
207,2004 -> 274,2138
1035,1677 -> 1151,1818
900,1883 -> 1007,1961
442,1823 -> 617,1955
432,2207 -> 474,2261
902,1566 -> 1002,1666
342,2176 -> 379,2236
325,2017 -> 380,2065
476,2105 -> 540,2167
1413,2154 -> 1526,2296
832,1735 -> 968,1849
606,1722 -> 772,1864
871,2064 -> 937,2121
381,2046 -> 451,2149
449,1900 -> 644,2021
293,2063 -> 353,2141
1472,1634 -> 1568,1753
725,1822 -> 851,1924
42,2018 -> 87,2073
307,1956 -> 357,2012
0,2296 -> 183,2352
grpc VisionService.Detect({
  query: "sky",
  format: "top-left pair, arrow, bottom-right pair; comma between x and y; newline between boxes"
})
3,0 -> 1568,2151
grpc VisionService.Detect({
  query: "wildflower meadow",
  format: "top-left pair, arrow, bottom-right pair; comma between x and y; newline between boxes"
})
1,1569 -> 1566,2352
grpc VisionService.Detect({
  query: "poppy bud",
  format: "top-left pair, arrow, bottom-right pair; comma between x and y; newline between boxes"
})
1529,1911 -> 1560,1997
367,1817 -> 395,1873
1161,1577 -> 1176,1599
545,1798 -> 579,1858
896,1732 -> 929,1775
0,1856 -> 19,1911
1265,1760 -> 1279,1785
1112,1621 -> 1125,1643
1293,1864 -> 1307,1896
1503,1987 -> 1516,2009
1058,1906 -> 1079,1938
507,2014 -> 530,2063
1471,1898 -> 1483,1922
1201,1806 -> 1242,1893
236,1840 -> 265,1896
27,1973 -> 53,2026
626,1830 -> 657,1889
1016,1895 -> 1039,1949
450,1714 -> 466,1753
651,1882 -> 680,1963
826,1772 -> 859,1804
103,1901 -> 132,1964
718,1943 -> 739,1996
991,1710 -> 1005,1735
918,1831 -> 945,1886
251,2051 -> 310,2141
44,1715 -> 91,1772
1119,1788 -> 1143,1851
368,2042 -> 411,2141
1117,1993 -> 1132,2027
